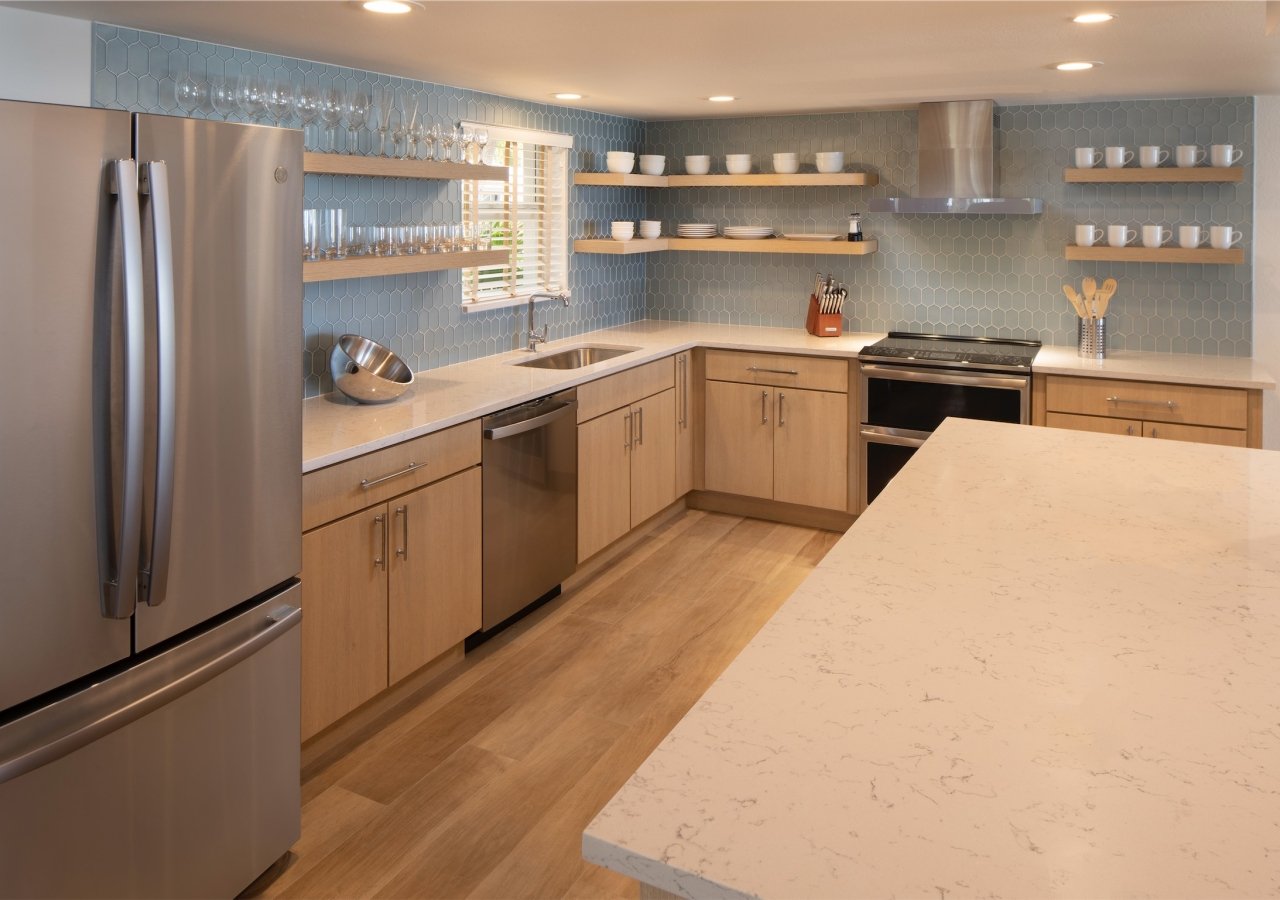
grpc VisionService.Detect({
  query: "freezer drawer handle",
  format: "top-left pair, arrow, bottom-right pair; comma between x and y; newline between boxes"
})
360,461 -> 425,489
0,605 -> 302,786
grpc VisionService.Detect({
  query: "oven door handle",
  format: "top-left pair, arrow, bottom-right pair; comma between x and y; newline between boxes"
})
859,363 -> 1029,391
860,426 -> 930,449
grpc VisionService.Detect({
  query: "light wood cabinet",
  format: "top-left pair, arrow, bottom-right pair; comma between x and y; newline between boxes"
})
704,353 -> 849,513
631,388 -> 678,527
1038,375 -> 1261,448
577,406 -> 632,562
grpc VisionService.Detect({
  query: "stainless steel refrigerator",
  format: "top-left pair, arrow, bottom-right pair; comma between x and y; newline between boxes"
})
0,99 -> 303,898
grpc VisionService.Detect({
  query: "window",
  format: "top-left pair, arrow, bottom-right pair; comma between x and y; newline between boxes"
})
461,123 -> 570,309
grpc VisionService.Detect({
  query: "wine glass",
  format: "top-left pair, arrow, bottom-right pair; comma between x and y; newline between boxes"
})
459,125 -> 474,164
344,94 -> 369,155
422,123 -> 438,162
390,98 -> 408,159
209,76 -> 237,120
319,88 -> 345,153
450,124 -> 464,163
295,86 -> 320,150
438,124 -> 454,165
265,80 -> 295,126
473,128 -> 489,165
404,98 -> 420,159
237,74 -> 266,121
372,88 -> 393,157
176,72 -> 206,115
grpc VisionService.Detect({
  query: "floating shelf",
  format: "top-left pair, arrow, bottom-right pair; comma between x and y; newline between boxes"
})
303,152 -> 508,181
303,249 -> 508,283
1063,166 -> 1243,184
574,238 -> 878,257
1064,245 -> 1244,264
573,172 -> 877,188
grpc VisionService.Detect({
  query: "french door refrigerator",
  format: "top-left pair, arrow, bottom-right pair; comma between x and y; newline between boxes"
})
0,99 -> 303,898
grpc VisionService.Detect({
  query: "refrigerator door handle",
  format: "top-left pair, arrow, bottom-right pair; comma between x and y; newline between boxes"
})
0,603 -> 302,786
101,159 -> 146,620
139,160 -> 177,608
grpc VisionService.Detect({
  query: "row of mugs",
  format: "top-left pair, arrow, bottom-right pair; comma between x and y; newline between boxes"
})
605,150 -> 845,175
1074,143 -> 1243,169
611,220 -> 662,241
1076,223 -> 1242,250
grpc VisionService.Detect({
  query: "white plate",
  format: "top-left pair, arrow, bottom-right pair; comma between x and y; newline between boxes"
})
782,233 -> 840,241
726,233 -> 775,240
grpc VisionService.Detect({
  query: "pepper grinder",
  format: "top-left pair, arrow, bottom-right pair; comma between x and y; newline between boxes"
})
847,212 -> 863,242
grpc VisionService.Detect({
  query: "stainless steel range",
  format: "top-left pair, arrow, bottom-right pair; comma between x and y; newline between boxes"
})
858,333 -> 1041,508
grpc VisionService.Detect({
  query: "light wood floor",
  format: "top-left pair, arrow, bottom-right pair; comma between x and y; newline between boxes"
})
257,508 -> 841,900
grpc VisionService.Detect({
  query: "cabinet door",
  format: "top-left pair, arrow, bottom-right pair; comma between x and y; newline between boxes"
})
704,381 -> 773,500
388,467 -> 482,683
1046,411 -> 1139,437
299,506 -> 389,741
774,388 -> 848,511
631,388 -> 677,528
578,406 -> 633,562
1142,421 -> 1248,448
674,351 -> 695,497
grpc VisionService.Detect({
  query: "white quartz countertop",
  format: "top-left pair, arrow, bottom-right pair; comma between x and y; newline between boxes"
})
303,320 -> 1274,472
583,418 -> 1280,899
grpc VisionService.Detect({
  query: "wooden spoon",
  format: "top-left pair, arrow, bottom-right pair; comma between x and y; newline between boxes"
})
1062,284 -> 1086,318
1095,277 -> 1118,317
1081,276 -> 1098,318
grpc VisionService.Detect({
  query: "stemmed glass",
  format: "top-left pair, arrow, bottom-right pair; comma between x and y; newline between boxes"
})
390,98 -> 408,159
237,74 -> 267,121
176,71 -> 206,115
295,86 -> 320,150
404,98 -> 421,159
422,123 -> 438,162
372,88 -> 393,157
319,88 -> 345,153
344,94 -> 369,155
460,125 -> 475,164
266,81 -> 295,127
473,128 -> 489,165
209,76 -> 237,120
438,125 -> 455,165
450,125 -> 465,163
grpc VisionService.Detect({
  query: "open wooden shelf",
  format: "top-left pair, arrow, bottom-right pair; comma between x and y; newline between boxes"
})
303,152 -> 508,181
1064,166 -> 1243,184
573,172 -> 877,188
1064,245 -> 1244,264
574,238 -> 877,256
304,249 -> 508,283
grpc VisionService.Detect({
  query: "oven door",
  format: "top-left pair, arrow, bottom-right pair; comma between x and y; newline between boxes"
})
859,426 -> 930,509
861,363 -> 1030,432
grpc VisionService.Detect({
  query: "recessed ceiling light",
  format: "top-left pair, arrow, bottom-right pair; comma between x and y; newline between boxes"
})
1056,61 -> 1099,71
554,92 -> 583,101
708,95 -> 735,103
362,0 -> 416,13
1072,12 -> 1115,23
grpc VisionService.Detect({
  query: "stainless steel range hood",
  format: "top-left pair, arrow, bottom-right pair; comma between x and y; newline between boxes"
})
869,100 -> 1043,215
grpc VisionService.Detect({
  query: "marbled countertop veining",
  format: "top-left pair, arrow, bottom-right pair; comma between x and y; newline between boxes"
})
304,321 -> 1274,472
583,418 -> 1280,899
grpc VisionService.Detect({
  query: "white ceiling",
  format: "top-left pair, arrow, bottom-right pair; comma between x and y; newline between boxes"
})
11,0 -> 1280,119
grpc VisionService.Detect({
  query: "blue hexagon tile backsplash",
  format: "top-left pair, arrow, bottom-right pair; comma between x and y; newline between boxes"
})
93,22 -> 1253,397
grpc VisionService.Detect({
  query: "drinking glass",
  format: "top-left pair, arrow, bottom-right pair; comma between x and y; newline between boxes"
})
474,128 -> 489,164
438,125 -> 455,164
209,76 -> 237,119
176,72 -> 206,115
407,117 -> 423,161
461,125 -> 475,164
302,209 -> 321,261
344,93 -> 369,155
450,125 -> 464,163
319,89 -> 345,153
372,89 -> 392,157
295,86 -> 320,150
323,208 -> 348,259
404,98 -> 420,159
425,124 -> 441,162
346,225 -> 369,257
265,81 -> 294,126
390,99 -> 408,159
237,74 -> 267,121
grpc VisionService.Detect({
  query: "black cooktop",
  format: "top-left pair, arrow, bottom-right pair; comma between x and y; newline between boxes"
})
859,332 -> 1041,372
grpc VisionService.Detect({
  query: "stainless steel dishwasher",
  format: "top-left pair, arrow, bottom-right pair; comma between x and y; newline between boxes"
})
479,388 -> 578,635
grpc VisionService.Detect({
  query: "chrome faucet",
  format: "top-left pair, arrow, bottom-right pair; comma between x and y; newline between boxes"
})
526,291 -> 571,351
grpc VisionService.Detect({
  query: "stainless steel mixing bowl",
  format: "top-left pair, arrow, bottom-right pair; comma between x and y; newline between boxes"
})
329,334 -> 414,404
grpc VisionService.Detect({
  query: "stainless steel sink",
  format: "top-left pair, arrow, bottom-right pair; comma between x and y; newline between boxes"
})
514,345 -> 639,370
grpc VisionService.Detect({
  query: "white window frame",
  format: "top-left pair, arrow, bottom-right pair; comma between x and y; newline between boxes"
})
460,122 -> 572,313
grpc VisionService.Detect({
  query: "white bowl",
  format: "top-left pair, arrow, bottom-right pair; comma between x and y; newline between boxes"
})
815,151 -> 844,174
772,152 -> 799,174
611,221 -> 635,241
725,154 -> 752,175
639,222 -> 661,239
638,154 -> 666,176
606,151 -> 635,160
606,155 -> 635,174
684,155 -> 710,175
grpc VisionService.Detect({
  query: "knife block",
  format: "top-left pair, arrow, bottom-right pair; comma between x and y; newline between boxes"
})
805,295 -> 843,338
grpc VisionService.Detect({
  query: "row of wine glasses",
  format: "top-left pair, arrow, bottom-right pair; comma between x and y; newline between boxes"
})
175,73 -> 490,161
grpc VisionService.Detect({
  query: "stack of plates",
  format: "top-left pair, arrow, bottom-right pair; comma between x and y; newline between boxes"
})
723,226 -> 774,240
677,223 -> 718,239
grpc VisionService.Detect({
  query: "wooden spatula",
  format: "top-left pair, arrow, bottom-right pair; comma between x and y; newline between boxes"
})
1081,276 -> 1097,318
1095,277 -> 1118,317
1062,284 -> 1086,318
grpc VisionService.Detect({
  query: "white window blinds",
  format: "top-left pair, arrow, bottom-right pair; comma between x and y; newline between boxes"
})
461,123 -> 570,307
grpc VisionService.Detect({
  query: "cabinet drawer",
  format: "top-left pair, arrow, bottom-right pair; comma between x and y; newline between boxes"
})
1044,376 -> 1248,429
303,420 -> 481,531
1143,421 -> 1248,448
1045,411 -> 1140,437
705,350 -> 848,392
578,357 -> 675,422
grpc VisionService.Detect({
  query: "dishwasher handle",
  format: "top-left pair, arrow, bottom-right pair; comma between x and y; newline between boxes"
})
483,398 -> 577,440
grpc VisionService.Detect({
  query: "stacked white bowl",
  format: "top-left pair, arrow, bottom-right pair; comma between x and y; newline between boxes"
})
772,152 -> 799,174
611,220 -> 635,241
684,155 -> 711,175
639,154 -> 666,176
816,151 -> 844,174
725,154 -> 752,175
606,151 -> 635,174
639,220 -> 662,240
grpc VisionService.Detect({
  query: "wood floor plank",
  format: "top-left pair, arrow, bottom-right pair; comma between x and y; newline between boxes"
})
254,786 -> 386,898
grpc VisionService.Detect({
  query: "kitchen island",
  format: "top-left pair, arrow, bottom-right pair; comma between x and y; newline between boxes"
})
583,417 -> 1280,899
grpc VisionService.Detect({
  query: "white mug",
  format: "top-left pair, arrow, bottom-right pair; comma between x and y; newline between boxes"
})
1141,225 -> 1171,248
1178,225 -> 1205,249
1209,225 -> 1242,249
1176,145 -> 1205,168
1075,224 -> 1102,247
1074,147 -> 1102,168
1105,146 -> 1133,168
1139,145 -> 1169,168
1210,144 -> 1244,167
1107,225 -> 1135,247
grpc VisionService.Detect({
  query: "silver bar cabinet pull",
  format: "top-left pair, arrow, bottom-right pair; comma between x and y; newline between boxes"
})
636,406 -> 644,446
747,366 -> 799,376
395,505 -> 408,559
360,460 -> 425,489
760,390 -> 768,424
679,355 -> 689,427
623,410 -> 633,450
778,392 -> 786,426
373,513 -> 387,570
1106,396 -> 1177,410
